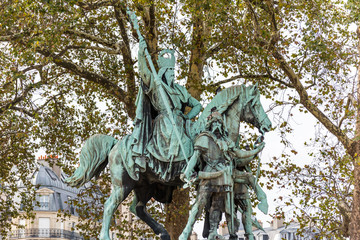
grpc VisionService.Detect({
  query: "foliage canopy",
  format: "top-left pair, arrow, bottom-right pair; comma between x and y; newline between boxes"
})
0,0 -> 359,239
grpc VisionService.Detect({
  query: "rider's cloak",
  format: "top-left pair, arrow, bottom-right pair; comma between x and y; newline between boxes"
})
117,78 -> 194,181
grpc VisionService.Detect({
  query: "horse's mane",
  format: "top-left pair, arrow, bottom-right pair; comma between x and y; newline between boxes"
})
198,85 -> 244,121
192,85 -> 245,138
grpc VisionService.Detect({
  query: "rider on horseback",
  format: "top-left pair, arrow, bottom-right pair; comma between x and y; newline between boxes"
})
133,39 -> 202,181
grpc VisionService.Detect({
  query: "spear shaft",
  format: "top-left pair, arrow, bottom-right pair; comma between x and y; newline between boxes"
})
127,8 -> 190,163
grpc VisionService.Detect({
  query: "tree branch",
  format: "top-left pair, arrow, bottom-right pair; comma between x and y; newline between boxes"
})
114,5 -> 137,112
10,106 -> 35,118
0,80 -> 45,115
338,97 -> 352,128
205,40 -> 228,60
76,0 -> 113,10
272,49 -> 352,150
34,92 -> 65,114
245,0 -> 261,37
37,48 -> 128,104
212,74 -> 273,87
265,59 -> 294,88
0,33 -> 24,42
64,29 -> 121,49
58,45 -> 122,56
21,65 -> 44,73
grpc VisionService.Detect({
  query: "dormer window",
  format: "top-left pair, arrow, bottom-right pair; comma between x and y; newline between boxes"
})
67,196 -> 75,214
39,195 -> 49,210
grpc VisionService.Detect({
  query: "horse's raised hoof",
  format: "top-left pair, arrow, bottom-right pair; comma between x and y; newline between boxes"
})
208,233 -> 225,240
160,233 -> 171,240
99,231 -> 111,240
178,233 -> 187,240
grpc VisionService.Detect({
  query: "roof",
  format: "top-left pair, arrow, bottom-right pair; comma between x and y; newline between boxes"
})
32,165 -> 96,215
35,166 -> 82,195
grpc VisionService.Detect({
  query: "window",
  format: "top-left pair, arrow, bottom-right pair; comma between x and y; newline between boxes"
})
19,219 -> 25,238
57,192 -> 63,210
39,217 -> 50,237
263,235 -> 269,240
39,195 -> 49,210
67,196 -> 75,214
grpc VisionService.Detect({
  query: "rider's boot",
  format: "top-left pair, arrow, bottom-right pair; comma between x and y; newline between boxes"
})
245,233 -> 255,240
229,233 -> 238,240
208,209 -> 224,240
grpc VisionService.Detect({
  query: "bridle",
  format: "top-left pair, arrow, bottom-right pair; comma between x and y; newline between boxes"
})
243,94 -> 268,135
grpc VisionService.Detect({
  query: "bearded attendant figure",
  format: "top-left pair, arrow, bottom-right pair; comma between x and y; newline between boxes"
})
127,39 -> 202,181
179,110 -> 265,240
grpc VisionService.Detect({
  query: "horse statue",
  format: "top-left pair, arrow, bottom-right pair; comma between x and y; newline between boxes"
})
65,84 -> 272,240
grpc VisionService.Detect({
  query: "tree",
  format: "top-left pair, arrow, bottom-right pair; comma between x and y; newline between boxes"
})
0,0 -> 207,238
1,0 -> 360,239
236,0 -> 359,239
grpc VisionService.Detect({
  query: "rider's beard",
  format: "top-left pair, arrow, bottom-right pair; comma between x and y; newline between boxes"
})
211,121 -> 223,138
166,76 -> 174,86
164,69 -> 175,87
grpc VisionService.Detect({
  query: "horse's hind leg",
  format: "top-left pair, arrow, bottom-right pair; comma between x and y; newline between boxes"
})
179,192 -> 210,240
99,183 -> 133,240
131,189 -> 170,240
240,199 -> 254,240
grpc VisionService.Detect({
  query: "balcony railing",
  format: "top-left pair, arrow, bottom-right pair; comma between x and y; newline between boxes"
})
10,228 -> 83,239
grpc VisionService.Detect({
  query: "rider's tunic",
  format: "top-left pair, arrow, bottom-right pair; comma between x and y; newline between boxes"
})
119,76 -> 200,182
143,80 -> 195,163
194,132 -> 233,194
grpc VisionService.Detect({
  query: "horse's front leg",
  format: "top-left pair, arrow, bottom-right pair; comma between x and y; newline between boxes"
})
99,186 -> 124,240
99,175 -> 134,239
179,191 -> 210,240
241,199 -> 254,240
132,189 -> 170,240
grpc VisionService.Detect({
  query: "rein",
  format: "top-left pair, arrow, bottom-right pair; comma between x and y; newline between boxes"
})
243,92 -> 268,133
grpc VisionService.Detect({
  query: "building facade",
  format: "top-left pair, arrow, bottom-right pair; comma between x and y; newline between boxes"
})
8,157 -> 199,240
10,162 -> 86,240
219,217 -> 321,240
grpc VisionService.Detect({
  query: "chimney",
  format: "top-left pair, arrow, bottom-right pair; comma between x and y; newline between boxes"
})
190,231 -> 198,240
219,222 -> 229,236
38,155 -> 62,178
51,162 -> 62,179
272,216 -> 284,229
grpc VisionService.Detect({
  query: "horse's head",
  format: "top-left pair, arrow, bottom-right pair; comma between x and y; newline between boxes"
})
242,85 -> 272,135
194,84 -> 272,142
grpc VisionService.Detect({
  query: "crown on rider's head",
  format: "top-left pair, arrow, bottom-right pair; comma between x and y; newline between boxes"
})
157,49 -> 175,70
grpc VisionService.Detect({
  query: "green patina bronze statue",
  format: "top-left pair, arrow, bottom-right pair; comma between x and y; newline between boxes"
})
133,39 -> 202,181
65,9 -> 272,240
179,110 -> 267,240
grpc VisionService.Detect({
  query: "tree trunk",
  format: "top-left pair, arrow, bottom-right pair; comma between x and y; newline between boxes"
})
164,4 -> 207,239
186,6 -> 207,98
351,161 -> 360,239
164,188 -> 190,240
350,25 -> 360,240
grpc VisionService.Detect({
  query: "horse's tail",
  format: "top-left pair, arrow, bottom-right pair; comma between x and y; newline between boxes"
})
65,134 -> 118,187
